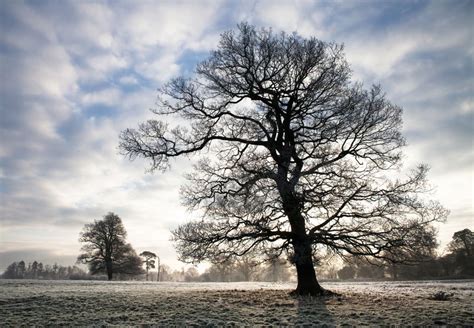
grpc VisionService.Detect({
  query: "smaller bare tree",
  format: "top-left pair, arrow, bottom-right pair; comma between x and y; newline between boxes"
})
78,212 -> 144,280
140,251 -> 157,281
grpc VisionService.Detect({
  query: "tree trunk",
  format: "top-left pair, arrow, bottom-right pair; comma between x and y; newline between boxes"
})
106,260 -> 113,281
278,179 -> 329,296
391,264 -> 398,280
292,239 -> 326,296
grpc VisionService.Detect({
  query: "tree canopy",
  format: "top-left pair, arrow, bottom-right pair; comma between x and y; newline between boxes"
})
78,212 -> 144,280
447,228 -> 474,275
120,23 -> 447,295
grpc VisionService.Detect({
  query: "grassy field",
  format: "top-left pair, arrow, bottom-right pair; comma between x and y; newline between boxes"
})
1,279 -> 473,326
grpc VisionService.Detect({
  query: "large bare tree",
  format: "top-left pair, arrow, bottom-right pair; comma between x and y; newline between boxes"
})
120,23 -> 447,295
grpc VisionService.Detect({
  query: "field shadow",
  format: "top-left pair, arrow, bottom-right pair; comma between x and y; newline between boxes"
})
235,289 -> 336,326
291,295 -> 335,326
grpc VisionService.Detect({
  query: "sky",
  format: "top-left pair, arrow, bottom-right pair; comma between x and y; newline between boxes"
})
0,0 -> 473,273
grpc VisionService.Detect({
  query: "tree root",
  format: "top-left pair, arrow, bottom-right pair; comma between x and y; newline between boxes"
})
289,287 -> 340,298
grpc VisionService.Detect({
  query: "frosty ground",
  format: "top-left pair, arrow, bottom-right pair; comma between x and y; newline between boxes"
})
1,280 -> 473,326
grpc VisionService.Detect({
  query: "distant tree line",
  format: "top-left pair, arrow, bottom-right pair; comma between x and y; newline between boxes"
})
191,257 -> 292,282
3,228 -> 471,282
0,257 -> 293,282
155,256 -> 294,283
334,228 -> 474,280
1,260 -> 88,280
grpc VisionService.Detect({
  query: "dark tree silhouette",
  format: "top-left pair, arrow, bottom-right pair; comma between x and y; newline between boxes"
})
447,228 -> 474,275
383,225 -> 438,280
337,265 -> 356,280
448,228 -> 473,257
265,256 -> 291,282
31,261 -> 38,279
140,251 -> 157,281
17,261 -> 26,279
235,255 -> 259,281
120,23 -> 448,295
77,212 -> 144,280
2,262 -> 18,279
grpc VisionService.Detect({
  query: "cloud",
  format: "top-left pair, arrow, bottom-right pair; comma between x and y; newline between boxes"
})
1,0 -> 223,270
135,52 -> 181,83
81,88 -> 123,107
0,0 -> 472,271
119,75 -> 139,86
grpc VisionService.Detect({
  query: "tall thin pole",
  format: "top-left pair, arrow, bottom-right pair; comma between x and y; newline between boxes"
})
157,255 -> 160,282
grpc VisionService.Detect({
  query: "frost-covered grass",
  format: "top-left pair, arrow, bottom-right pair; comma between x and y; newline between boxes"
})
1,279 -> 473,326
